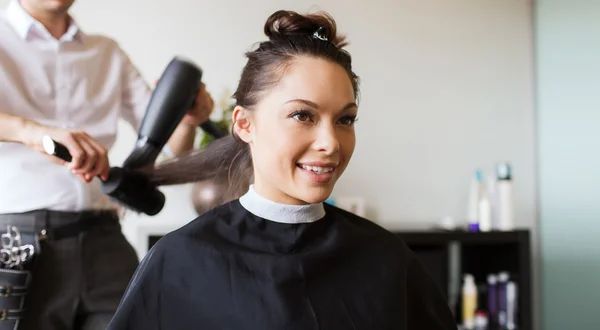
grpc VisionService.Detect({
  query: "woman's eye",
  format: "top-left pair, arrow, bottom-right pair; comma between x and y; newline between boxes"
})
338,115 -> 358,126
291,110 -> 314,122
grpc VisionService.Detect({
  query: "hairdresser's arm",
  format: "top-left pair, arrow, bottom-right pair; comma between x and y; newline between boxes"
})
0,112 -> 31,144
0,112 -> 110,182
165,83 -> 214,155
166,123 -> 196,156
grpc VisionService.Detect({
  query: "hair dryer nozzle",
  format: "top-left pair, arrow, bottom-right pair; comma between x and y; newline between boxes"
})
100,167 -> 166,216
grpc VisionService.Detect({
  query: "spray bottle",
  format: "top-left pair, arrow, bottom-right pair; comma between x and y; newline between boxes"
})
496,163 -> 515,231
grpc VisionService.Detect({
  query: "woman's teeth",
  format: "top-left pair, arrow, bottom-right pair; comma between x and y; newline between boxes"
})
300,164 -> 335,174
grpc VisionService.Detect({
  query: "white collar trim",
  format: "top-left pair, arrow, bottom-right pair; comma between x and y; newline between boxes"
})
239,185 -> 325,224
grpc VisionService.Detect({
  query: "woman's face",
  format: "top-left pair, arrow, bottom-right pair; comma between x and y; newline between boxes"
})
233,56 -> 358,205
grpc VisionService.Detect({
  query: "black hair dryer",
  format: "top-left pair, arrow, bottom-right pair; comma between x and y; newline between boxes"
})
45,56 -> 221,216
102,56 -> 223,215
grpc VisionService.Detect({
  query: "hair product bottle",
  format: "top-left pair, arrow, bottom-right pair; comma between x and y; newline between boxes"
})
462,274 -> 478,329
496,163 -> 515,231
506,281 -> 518,330
497,272 -> 510,327
467,169 -> 483,232
487,174 -> 499,229
478,188 -> 492,232
487,274 -> 498,326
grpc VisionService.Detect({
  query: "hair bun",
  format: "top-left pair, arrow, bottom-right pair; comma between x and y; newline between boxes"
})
264,10 -> 348,48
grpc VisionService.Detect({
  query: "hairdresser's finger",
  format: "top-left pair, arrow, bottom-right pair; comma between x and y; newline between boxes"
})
87,152 -> 106,181
199,89 -> 212,108
85,137 -> 110,179
198,89 -> 213,112
96,153 -> 110,181
193,84 -> 206,108
69,132 -> 100,175
72,136 -> 98,175
61,133 -> 85,170
92,150 -> 110,180
78,173 -> 91,183
199,93 -> 214,123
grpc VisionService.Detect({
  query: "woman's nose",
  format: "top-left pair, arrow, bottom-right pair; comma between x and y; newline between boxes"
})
313,125 -> 340,155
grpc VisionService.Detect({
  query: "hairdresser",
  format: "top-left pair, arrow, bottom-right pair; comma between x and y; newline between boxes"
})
0,0 -> 214,329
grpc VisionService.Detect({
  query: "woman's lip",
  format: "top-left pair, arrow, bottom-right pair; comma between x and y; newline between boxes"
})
297,165 -> 335,183
297,162 -> 339,167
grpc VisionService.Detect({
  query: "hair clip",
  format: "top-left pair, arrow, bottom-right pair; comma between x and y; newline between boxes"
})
313,26 -> 328,41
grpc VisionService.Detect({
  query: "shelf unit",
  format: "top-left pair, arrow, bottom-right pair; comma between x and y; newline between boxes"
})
394,230 -> 532,330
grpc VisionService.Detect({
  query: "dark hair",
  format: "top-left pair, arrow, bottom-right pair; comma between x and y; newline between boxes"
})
139,10 -> 361,206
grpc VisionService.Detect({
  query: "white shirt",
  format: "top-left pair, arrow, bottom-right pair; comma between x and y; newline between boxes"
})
0,0 -> 152,213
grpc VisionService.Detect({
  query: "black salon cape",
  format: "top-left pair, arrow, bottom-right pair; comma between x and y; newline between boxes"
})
107,200 -> 457,330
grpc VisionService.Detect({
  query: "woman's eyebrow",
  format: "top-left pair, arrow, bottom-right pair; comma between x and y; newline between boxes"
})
284,99 -> 357,111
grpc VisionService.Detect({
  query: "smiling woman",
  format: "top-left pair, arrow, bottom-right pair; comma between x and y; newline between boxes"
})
139,9 -> 360,206
107,9 -> 457,330
232,54 -> 359,205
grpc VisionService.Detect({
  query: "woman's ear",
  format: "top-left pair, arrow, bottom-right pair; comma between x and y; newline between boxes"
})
231,106 -> 253,143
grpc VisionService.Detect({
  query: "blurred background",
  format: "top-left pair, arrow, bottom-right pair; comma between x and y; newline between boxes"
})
2,0 -> 598,329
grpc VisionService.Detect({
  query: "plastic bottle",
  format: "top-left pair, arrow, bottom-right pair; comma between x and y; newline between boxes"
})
497,272 -> 509,327
487,174 -> 499,229
478,189 -> 492,232
487,274 -> 498,326
496,163 -> 515,231
462,274 -> 478,329
507,281 -> 518,330
467,169 -> 483,232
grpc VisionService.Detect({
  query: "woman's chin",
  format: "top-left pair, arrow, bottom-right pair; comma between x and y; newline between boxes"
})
295,186 -> 334,204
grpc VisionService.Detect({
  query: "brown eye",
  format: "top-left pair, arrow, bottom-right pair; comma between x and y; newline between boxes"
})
291,110 -> 314,122
338,115 -> 358,126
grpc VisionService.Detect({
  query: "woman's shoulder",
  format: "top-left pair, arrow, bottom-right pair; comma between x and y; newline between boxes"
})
325,203 -> 392,234
324,203 -> 413,251
155,200 -> 242,249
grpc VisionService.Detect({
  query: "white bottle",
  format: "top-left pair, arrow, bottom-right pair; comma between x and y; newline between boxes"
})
487,174 -> 499,229
496,163 -> 515,231
506,281 -> 518,330
462,274 -> 478,329
478,190 -> 492,232
467,169 -> 483,231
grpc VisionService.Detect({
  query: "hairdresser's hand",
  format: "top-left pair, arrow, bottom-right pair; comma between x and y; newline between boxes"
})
182,83 -> 214,127
24,123 -> 110,182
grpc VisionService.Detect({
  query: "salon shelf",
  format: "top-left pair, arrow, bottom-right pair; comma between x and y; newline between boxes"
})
393,229 -> 532,330
396,229 -> 530,246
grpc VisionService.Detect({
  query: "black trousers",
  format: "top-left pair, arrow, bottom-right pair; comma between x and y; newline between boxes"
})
0,210 -> 139,330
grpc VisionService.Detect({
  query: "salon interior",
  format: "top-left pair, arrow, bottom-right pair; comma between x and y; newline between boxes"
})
3,0 -> 597,329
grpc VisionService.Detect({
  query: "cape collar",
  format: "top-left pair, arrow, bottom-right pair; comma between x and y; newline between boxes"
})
239,185 -> 326,224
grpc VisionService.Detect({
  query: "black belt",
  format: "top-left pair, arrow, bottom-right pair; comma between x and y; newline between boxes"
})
0,209 -> 120,241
